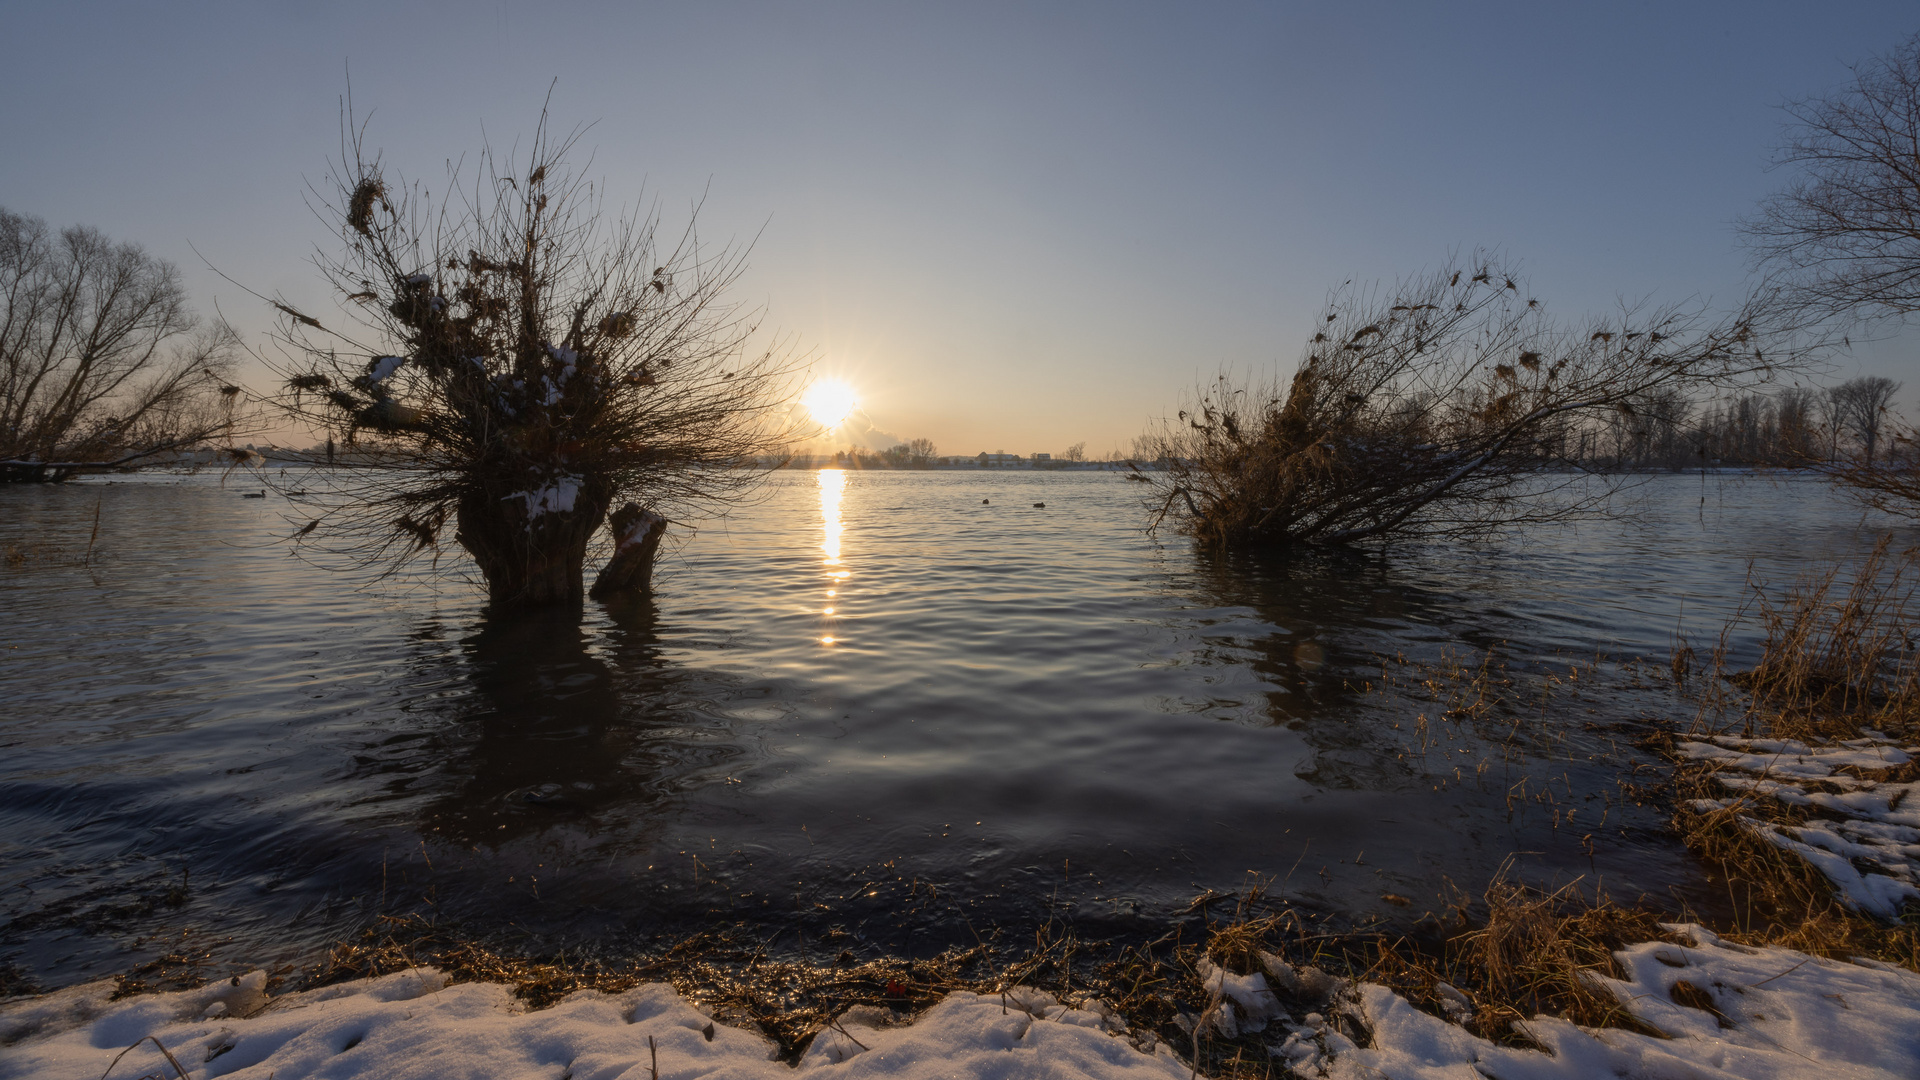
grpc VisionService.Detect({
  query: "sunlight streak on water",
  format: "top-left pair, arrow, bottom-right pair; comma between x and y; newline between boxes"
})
818,468 -> 845,645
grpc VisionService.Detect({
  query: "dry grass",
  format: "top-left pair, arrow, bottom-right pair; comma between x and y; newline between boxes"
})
1359,876 -> 1676,1045
89,854 -> 1909,1080
1692,535 -> 1920,739
1672,772 -> 1920,966
303,915 -> 1013,1061
287,894 -> 1380,1074
108,928 -> 237,1001
1660,536 -> 1920,968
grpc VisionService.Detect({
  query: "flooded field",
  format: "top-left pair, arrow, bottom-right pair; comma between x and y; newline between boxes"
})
0,469 -> 1902,988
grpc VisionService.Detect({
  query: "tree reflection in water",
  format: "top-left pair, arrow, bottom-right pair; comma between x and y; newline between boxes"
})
417,596 -> 747,849
1184,543 -> 1723,915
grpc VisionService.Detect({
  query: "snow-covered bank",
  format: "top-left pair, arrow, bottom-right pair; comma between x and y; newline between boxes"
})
1679,732 -> 1920,916
1333,924 -> 1920,1079
0,972 -> 1189,1080
5,924 -> 1917,1080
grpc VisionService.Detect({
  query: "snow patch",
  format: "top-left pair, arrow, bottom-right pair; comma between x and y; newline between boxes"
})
366,356 -> 405,384
504,476 -> 583,521
0,974 -> 1192,1080
1327,924 -> 1920,1079
5,935 -> 1918,1080
615,510 -> 665,550
1681,733 -> 1920,916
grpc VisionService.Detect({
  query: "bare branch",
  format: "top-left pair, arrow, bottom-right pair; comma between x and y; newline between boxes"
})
0,208 -> 244,481
1140,253 -> 1821,548
1745,32 -> 1920,325
257,98 -> 806,605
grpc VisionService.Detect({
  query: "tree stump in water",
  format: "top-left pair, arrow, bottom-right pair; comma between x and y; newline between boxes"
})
455,479 -> 612,607
590,504 -> 667,598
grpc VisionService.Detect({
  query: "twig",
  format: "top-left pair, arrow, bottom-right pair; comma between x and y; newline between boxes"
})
85,498 -> 102,566
97,1035 -> 191,1080
827,1016 -> 870,1051
1748,958 -> 1813,988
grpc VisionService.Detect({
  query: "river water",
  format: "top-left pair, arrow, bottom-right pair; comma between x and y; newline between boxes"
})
0,469 -> 1901,988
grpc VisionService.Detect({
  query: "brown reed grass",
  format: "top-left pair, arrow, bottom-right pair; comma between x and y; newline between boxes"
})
1662,536 -> 1920,965
1358,874 -> 1675,1045
1710,535 -> 1920,738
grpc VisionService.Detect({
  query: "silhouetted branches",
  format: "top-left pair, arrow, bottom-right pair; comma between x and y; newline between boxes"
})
259,99 -> 804,603
1139,254 -> 1819,548
1747,32 -> 1920,325
0,207 -> 241,482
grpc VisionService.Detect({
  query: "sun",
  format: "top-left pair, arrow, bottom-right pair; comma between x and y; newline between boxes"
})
802,379 -> 858,428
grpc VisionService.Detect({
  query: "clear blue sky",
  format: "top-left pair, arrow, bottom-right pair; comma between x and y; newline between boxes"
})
3,2 -> 1915,455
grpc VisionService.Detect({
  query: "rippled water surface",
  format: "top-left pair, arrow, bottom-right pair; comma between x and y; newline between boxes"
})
0,469 -> 1902,986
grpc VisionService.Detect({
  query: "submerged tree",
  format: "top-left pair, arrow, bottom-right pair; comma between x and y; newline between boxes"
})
0,207 -> 241,482
263,109 -> 803,606
1138,255 -> 1811,548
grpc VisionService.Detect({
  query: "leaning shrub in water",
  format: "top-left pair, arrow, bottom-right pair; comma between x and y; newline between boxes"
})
259,103 -> 804,606
1138,255 -> 1819,548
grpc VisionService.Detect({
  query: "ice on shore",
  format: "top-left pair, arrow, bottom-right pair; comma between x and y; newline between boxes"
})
1680,733 -> 1920,916
5,924 -> 1917,1080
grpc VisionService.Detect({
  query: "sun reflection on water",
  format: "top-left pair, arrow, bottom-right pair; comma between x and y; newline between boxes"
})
818,469 -> 846,644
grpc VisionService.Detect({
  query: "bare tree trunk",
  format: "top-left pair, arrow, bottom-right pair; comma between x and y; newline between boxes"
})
455,484 -> 612,607
590,503 -> 667,598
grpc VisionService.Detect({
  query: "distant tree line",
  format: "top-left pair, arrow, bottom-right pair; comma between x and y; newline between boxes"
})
823,437 -> 939,469
1559,375 -> 1902,471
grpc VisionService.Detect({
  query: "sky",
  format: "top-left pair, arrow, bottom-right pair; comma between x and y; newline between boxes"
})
3,2 -> 1916,457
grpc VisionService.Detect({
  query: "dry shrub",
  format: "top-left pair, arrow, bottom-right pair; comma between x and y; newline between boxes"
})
265,102 -> 805,605
1139,254 -> 1810,549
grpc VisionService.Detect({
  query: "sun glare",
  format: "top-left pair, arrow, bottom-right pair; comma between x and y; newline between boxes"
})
802,379 -> 858,428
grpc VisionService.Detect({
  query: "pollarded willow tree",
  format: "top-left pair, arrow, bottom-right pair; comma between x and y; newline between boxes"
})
263,110 -> 804,606
1138,255 -> 1815,548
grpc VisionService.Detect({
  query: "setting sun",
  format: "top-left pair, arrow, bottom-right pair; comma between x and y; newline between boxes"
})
801,379 -> 858,428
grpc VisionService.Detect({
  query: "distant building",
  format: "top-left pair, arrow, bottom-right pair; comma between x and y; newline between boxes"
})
977,452 -> 1024,467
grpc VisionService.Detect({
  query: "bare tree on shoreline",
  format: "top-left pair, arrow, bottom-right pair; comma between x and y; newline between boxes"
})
256,103 -> 805,606
1744,33 -> 1920,515
1746,32 -> 1920,327
0,208 -> 242,483
1831,376 -> 1902,464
